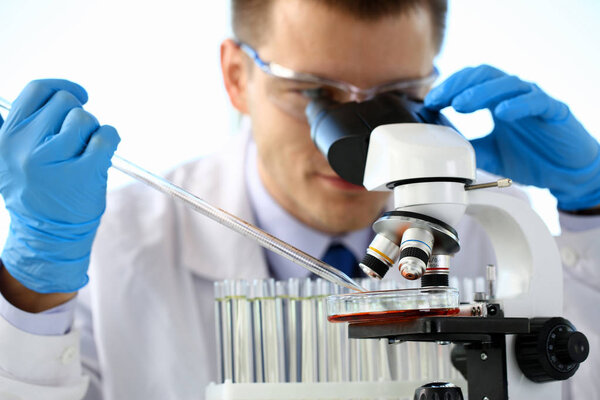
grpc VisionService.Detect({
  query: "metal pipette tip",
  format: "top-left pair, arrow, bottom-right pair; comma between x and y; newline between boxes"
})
0,97 -> 366,292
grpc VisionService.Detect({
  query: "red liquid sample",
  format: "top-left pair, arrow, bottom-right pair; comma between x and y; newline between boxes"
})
328,307 -> 460,325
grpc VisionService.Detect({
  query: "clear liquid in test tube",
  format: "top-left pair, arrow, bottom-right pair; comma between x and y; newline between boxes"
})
406,341 -> 419,381
315,279 -> 329,382
287,278 -> 301,382
222,280 -> 234,382
214,282 -> 225,383
232,280 -> 253,383
378,339 -> 392,381
325,280 -> 346,382
275,281 -> 287,382
262,279 -> 282,382
250,280 -> 265,383
300,278 -> 317,382
349,338 -> 362,382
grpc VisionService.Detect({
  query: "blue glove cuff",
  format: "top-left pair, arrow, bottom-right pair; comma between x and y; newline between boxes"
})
1,249 -> 90,293
550,146 -> 600,211
0,216 -> 99,293
555,189 -> 600,212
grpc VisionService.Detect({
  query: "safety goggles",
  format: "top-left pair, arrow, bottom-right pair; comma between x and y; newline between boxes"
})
236,40 -> 439,121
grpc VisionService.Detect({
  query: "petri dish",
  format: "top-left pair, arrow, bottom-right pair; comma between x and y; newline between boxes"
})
327,286 -> 459,324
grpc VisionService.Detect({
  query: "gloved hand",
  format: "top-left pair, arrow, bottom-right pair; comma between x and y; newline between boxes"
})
0,79 -> 120,293
425,65 -> 600,211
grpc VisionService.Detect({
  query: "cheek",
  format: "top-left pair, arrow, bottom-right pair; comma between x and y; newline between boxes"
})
247,82 -> 328,180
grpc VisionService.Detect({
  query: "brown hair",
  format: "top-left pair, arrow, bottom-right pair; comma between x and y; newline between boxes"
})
232,0 -> 448,53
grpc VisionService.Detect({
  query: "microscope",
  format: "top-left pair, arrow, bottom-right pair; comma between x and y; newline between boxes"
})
306,93 -> 590,400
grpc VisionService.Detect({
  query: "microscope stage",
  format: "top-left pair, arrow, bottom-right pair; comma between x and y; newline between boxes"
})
327,287 -> 460,324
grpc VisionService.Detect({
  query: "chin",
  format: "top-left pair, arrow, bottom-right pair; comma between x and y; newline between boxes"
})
284,175 -> 390,233
305,194 -> 383,234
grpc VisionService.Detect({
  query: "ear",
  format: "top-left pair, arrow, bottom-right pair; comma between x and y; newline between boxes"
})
221,39 -> 250,114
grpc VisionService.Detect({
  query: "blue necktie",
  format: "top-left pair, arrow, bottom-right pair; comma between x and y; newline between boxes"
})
321,243 -> 362,278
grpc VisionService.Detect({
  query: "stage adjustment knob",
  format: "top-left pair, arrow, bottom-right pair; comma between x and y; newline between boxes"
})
515,317 -> 589,382
413,382 -> 463,400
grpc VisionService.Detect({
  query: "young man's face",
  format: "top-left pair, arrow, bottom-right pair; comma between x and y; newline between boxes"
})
233,0 -> 437,234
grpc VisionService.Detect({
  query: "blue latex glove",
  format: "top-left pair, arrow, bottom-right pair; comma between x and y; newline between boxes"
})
0,80 -> 120,293
425,65 -> 600,211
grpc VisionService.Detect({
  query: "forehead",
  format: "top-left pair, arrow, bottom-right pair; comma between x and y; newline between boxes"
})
257,0 -> 436,87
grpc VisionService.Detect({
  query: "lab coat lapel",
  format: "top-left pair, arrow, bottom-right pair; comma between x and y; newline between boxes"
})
175,128 -> 270,281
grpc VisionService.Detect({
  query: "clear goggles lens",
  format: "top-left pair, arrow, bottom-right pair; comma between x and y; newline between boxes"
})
263,73 -> 435,122
237,40 -> 437,122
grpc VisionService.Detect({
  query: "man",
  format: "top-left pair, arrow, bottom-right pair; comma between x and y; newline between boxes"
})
0,0 -> 598,399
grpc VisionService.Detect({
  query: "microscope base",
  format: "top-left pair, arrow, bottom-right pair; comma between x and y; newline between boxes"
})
349,315 -> 530,400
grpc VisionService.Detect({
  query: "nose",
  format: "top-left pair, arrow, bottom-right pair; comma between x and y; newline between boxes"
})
347,91 -> 371,103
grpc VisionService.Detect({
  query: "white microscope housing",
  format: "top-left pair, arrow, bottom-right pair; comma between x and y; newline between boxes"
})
306,91 -> 589,399
362,121 -> 564,399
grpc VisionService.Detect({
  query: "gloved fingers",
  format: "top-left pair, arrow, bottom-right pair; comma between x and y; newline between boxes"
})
37,108 -> 100,162
81,125 -> 121,173
31,90 -> 84,143
494,85 -> 570,121
424,64 -> 506,110
0,113 -> 4,129
449,75 -> 532,113
4,80 -> 88,130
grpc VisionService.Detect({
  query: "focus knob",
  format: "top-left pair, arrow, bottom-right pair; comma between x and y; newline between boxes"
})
515,317 -> 589,382
555,331 -> 588,364
413,382 -> 463,400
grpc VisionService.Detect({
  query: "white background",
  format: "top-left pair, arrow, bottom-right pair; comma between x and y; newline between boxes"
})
0,0 -> 598,248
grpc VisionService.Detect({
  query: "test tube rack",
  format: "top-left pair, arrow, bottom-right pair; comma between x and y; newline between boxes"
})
208,277 -> 480,400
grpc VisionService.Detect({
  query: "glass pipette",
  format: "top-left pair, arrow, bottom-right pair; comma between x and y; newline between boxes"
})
0,96 -> 365,292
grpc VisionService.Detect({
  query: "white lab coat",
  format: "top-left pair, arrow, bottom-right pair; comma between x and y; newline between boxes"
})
0,130 -> 598,399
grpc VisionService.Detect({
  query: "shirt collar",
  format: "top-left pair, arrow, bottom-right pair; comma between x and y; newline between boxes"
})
244,133 -> 374,280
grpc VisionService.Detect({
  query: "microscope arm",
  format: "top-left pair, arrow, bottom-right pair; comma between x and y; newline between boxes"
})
465,189 -> 562,317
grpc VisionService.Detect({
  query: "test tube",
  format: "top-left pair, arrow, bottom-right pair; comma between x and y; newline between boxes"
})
325,311 -> 341,381
406,341 -> 419,381
275,280 -> 287,382
222,280 -> 234,382
475,276 -> 486,294
301,278 -> 317,382
361,339 -> 375,381
462,277 -> 474,303
315,279 -> 329,382
378,339 -> 392,381
250,280 -> 265,383
437,343 -> 452,381
449,344 -> 460,380
232,280 -> 253,383
449,276 -> 460,291
287,278 -> 301,382
423,342 -> 438,380
349,338 -> 361,381
392,341 -> 405,381
262,279 -> 283,382
214,281 -> 224,383
338,284 -> 351,382
487,264 -> 497,299
364,280 -> 379,382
